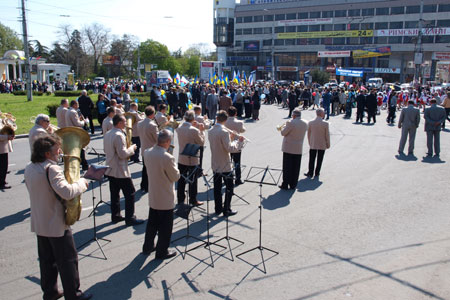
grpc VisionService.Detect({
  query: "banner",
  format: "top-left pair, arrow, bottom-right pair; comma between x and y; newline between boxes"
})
374,68 -> 400,74
277,66 -> 298,72
336,68 -> 363,77
102,55 -> 120,65
318,51 -> 351,58
432,52 -> 450,61
376,27 -> 450,37
278,30 -> 373,39
278,18 -> 332,26
353,46 -> 391,58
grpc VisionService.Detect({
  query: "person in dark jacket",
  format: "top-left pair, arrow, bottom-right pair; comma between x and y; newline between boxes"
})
365,89 -> 378,124
178,88 -> 188,117
355,89 -> 367,123
166,87 -> 178,117
288,88 -> 298,118
322,89 -> 331,120
78,89 -> 95,134
252,89 -> 261,120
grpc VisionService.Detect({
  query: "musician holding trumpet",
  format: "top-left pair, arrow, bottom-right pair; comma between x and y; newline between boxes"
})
29,114 -> 54,152
225,106 -> 246,186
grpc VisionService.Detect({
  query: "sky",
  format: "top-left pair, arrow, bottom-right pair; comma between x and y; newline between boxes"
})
2,0 -> 215,53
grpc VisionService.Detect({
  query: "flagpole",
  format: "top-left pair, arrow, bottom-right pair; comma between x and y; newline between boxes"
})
21,0 -> 32,101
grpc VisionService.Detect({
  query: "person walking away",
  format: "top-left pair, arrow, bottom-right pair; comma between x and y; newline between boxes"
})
398,100 -> 420,156
424,98 -> 446,157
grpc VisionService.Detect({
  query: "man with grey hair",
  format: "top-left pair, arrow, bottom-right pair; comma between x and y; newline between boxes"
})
28,114 -> 53,151
279,108 -> 308,190
175,110 -> 205,206
78,89 -> 95,134
305,108 -> 330,179
142,129 -> 180,259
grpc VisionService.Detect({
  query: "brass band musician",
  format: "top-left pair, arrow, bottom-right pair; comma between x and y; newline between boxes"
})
155,104 -> 170,129
55,98 -> 69,129
29,114 -> 53,152
137,106 -> 158,193
224,106 -> 246,186
65,100 -> 89,171
129,102 -> 144,163
193,105 -> 210,170
101,107 -> 115,135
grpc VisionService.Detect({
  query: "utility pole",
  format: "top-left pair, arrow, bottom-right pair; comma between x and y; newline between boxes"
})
414,0 -> 424,85
21,0 -> 33,101
137,44 -> 141,79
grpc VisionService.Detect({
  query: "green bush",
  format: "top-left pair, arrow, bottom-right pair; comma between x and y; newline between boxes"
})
53,90 -> 93,97
47,103 -> 59,117
12,91 -> 44,96
46,91 -> 52,96
130,92 -> 151,97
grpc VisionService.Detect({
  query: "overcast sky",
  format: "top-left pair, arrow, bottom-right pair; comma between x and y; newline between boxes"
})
2,0 -> 215,52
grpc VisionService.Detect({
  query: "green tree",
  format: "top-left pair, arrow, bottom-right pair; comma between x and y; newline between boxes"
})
310,69 -> 330,85
137,39 -> 181,75
0,22 -> 23,54
109,34 -> 138,77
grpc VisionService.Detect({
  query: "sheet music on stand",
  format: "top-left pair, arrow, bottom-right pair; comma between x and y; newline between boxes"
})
84,164 -> 109,181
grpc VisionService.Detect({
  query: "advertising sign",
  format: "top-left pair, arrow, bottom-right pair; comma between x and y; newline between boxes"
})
102,55 -> 120,65
244,41 -> 260,51
277,66 -> 298,72
278,18 -> 332,26
200,61 -> 219,80
318,51 -> 351,58
432,52 -> 450,61
353,46 -> 391,58
374,68 -> 400,74
376,27 -> 450,37
156,70 -> 170,84
336,68 -> 363,77
278,30 -> 373,39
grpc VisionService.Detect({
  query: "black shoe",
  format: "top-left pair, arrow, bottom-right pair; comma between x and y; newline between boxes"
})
304,173 -> 313,178
140,188 -> 148,193
75,292 -> 92,300
398,151 -> 405,156
133,159 -> 141,163
235,180 -> 244,186
223,210 -> 237,217
408,152 -> 414,156
215,209 -> 223,216
156,250 -> 177,260
126,218 -> 145,226
50,291 -> 64,300
0,185 -> 11,189
142,248 -> 155,256
278,185 -> 289,190
190,200 -> 204,206
112,216 -> 125,223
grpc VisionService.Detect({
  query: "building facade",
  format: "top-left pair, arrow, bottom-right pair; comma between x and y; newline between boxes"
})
220,0 -> 450,83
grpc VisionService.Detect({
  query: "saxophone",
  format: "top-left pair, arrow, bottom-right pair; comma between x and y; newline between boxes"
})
55,127 -> 90,225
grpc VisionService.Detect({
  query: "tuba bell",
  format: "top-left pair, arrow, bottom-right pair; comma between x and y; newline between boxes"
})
55,127 -> 90,225
123,112 -> 137,148
0,113 -> 17,136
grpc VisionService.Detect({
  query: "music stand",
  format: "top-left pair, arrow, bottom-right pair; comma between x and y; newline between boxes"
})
237,166 -> 279,273
78,165 -> 110,260
88,148 -> 106,165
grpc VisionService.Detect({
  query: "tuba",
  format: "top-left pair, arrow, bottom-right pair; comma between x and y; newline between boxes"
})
55,127 -> 90,225
0,113 -> 17,136
123,112 -> 137,148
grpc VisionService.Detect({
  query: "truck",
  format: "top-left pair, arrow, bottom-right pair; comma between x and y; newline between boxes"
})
367,77 -> 384,89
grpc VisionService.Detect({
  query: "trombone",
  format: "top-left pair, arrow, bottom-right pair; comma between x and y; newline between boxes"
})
223,126 -> 251,143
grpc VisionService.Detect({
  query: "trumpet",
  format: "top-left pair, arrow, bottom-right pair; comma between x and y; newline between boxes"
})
276,123 -> 286,131
223,126 -> 251,143
0,112 -> 17,135
30,116 -> 59,132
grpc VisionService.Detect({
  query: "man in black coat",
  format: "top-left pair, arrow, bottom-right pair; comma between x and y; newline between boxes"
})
78,89 -> 95,134
366,89 -> 378,124
355,89 -> 366,123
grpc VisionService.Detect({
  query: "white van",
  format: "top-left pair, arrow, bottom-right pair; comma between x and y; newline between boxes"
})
367,78 -> 383,89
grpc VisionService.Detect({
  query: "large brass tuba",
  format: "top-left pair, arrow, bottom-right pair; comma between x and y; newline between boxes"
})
0,113 -> 17,136
55,127 -> 90,225
123,112 -> 137,148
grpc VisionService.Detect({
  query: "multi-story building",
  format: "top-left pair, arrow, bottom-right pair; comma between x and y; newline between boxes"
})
215,0 -> 450,83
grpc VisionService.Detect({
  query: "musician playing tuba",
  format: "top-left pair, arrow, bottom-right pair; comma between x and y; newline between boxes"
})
65,100 -> 89,171
24,135 -> 92,300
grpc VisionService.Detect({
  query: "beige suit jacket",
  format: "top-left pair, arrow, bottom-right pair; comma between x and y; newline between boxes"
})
144,145 -> 180,210
0,134 -> 13,154
102,116 -> 113,134
137,118 -> 158,155
65,108 -> 84,128
308,117 -> 330,150
219,96 -> 233,111
225,117 -> 246,153
281,118 -> 308,155
208,123 -> 243,173
114,106 -> 125,115
25,160 -> 88,237
29,125 -> 48,151
129,110 -> 144,137
104,127 -> 135,178
155,112 -> 168,129
56,106 -> 68,128
195,115 -> 211,129
176,122 -> 204,166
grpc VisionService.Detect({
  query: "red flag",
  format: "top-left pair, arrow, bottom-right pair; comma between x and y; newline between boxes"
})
36,56 -> 42,60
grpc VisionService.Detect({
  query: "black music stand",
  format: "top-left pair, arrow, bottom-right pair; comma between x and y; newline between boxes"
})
88,148 -> 106,164
78,165 -> 110,260
237,166 -> 279,273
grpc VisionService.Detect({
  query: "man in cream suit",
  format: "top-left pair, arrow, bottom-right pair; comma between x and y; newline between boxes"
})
101,107 -> 115,134
208,110 -> 244,216
279,108 -> 308,190
193,105 -> 210,170
225,106 -> 246,185
398,100 -> 420,156
142,130 -> 180,259
104,114 -> 143,226
176,110 -> 205,206
24,135 -> 92,300
154,104 -> 170,130
55,98 -> 69,128
305,108 -> 330,179
65,100 -> 89,170
0,128 -> 14,189
29,114 -> 52,151
128,102 -> 144,163
137,106 -> 158,192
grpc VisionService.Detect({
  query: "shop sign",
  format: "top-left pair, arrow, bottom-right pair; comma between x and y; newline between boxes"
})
376,27 -> 450,37
277,66 -> 298,72
432,52 -> 450,61
278,30 -> 373,39
318,51 -> 351,58
374,68 -> 400,74
278,18 -> 332,26
353,46 -> 391,58
336,68 -> 363,77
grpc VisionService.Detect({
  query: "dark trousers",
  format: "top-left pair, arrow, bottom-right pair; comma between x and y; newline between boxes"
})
324,105 -> 330,119
345,103 -> 352,118
80,149 -> 88,169
244,103 -> 252,118
367,110 -> 376,123
426,130 -> 441,156
282,152 -> 301,189
387,106 -> 396,123
199,147 -> 204,170
141,162 -> 148,191
288,106 -> 296,118
356,108 -> 364,122
37,230 -> 80,300
130,136 -> 141,162
108,176 -> 135,221
213,172 -> 234,214
307,149 -> 325,177
142,208 -> 173,256
0,153 -> 7,186
177,163 -> 198,204
235,103 -> 243,117
86,115 -> 95,134
230,152 -> 242,182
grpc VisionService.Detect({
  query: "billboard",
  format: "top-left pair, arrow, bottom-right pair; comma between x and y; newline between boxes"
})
278,30 -> 373,39
102,55 -> 120,65
376,27 -> 450,37
278,18 -> 332,26
145,70 -> 170,87
336,68 -> 363,77
200,61 -> 220,80
318,51 -> 351,58
244,41 -> 260,51
353,47 -> 391,59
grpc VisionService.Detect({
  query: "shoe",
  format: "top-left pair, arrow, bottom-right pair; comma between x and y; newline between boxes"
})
215,209 -> 222,216
223,210 -> 237,217
408,152 -> 414,156
398,151 -> 405,156
235,180 -> 244,186
75,292 -> 92,300
0,185 -> 11,189
126,218 -> 145,226
140,188 -> 148,193
304,173 -> 313,178
155,250 -> 177,260
50,291 -> 64,300
6,171 -> 10,174
142,248 -> 155,256
111,216 -> 125,223
190,200 -> 204,206
278,185 -> 289,190
133,159 -> 141,163
424,153 -> 432,158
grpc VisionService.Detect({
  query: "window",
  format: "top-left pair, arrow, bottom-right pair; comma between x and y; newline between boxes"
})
389,22 -> 403,29
264,15 -> 274,21
297,38 -> 307,45
423,5 -> 437,13
308,38 -> 320,45
422,36 -> 434,43
286,26 -> 296,32
243,16 -> 253,23
243,28 -> 252,35
349,23 -> 359,30
322,11 -> 333,18
297,25 -> 308,32
361,23 -> 373,30
309,25 -> 320,32
253,28 -> 263,34
298,12 -> 308,19
406,6 -> 420,14
335,10 -> 346,17
321,24 -> 333,31
374,37 -> 388,44
391,7 -> 404,15
403,36 -> 415,44
377,59 -> 389,68
236,29 -> 243,35
376,7 -> 389,15
375,22 -> 388,30
388,36 -> 402,44
437,19 -> 450,27
348,9 -> 361,17
438,4 -> 450,12
236,17 -> 243,23
334,24 -> 346,30
264,27 -> 272,34
286,13 -> 296,20
347,37 -> 359,45
321,38 -> 333,45
360,37 -> 373,44
235,41 -> 242,47
436,35 -> 450,43
362,8 -> 374,16
274,39 -> 284,46
263,39 -> 272,46
333,37 -> 345,45
310,11 -> 320,18
285,39 -> 296,46
275,14 -> 286,21
404,21 -> 418,29
275,26 -> 285,33
254,15 -> 263,22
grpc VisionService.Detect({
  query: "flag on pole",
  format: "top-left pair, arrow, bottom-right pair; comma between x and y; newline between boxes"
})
209,73 -> 213,85
180,75 -> 188,87
167,73 -> 173,82
174,73 -> 181,85
225,75 -> 229,87
248,70 -> 256,86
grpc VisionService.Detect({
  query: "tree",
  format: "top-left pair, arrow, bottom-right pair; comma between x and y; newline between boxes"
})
310,69 -> 330,85
29,40 -> 50,59
0,22 -> 23,54
137,39 -> 181,75
82,23 -> 109,74
108,34 -> 138,77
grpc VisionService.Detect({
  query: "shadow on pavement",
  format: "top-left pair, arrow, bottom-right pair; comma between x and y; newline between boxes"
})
395,154 -> 418,161
297,177 -> 322,192
262,189 -> 294,210
0,208 -> 30,231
